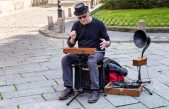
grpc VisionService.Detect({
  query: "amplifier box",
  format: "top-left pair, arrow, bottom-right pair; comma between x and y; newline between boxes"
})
74,65 -> 104,90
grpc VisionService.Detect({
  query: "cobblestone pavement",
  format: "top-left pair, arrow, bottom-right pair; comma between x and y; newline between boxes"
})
1,4 -> 169,109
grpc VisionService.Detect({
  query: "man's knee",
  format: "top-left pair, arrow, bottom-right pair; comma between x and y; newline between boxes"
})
62,55 -> 68,64
87,58 -> 97,67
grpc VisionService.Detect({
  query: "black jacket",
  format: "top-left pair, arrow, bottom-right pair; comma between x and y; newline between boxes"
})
106,58 -> 128,76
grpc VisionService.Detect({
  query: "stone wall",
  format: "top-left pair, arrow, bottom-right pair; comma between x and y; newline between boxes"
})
0,0 -> 48,14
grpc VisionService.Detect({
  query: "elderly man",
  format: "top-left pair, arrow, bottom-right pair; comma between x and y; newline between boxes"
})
59,3 -> 111,103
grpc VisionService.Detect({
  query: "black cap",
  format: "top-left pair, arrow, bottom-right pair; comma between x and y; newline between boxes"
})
74,3 -> 88,16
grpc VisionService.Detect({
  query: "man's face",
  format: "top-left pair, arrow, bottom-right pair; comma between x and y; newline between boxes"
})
77,12 -> 89,25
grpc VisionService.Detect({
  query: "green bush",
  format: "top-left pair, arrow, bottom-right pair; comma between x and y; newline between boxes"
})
102,0 -> 169,9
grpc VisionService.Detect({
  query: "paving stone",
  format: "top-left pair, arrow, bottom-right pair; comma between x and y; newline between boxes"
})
135,92 -> 169,108
42,92 -> 60,101
0,81 -> 6,86
147,60 -> 164,67
157,106 -> 169,109
161,70 -> 169,77
159,59 -> 169,66
0,85 -> 15,92
2,87 -> 55,99
151,73 -> 169,85
43,70 -> 62,80
20,99 -> 83,109
0,74 -> 22,81
152,76 -> 165,84
6,75 -> 47,85
0,69 -> 5,76
105,95 -> 139,107
76,93 -> 117,109
30,49 -> 58,57
0,60 -> 19,68
16,80 -> 56,90
0,106 -> 18,109
146,80 -> 169,101
146,54 -> 166,61
48,54 -> 63,62
17,56 -> 50,65
52,84 -> 65,92
0,95 -> 44,107
7,50 -> 31,58
20,71 -> 44,78
125,68 -> 138,81
39,60 -> 62,70
53,79 -> 64,91
117,103 -> 148,109
150,65 -> 169,72
3,63 -> 48,75
20,69 -> 62,79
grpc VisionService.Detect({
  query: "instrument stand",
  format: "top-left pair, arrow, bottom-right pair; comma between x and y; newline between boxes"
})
133,57 -> 153,95
67,88 -> 83,106
136,66 -> 153,95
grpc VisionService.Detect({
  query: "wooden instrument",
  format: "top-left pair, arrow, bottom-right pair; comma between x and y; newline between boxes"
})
63,47 -> 96,54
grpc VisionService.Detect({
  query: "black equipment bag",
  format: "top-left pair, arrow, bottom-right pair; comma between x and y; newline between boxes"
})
104,58 -> 128,84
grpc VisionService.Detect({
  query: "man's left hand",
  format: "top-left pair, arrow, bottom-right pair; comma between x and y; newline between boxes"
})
100,38 -> 107,50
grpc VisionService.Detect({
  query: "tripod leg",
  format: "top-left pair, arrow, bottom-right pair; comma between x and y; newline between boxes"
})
67,92 -> 80,106
99,89 -> 107,97
143,86 -> 153,95
100,92 -> 107,97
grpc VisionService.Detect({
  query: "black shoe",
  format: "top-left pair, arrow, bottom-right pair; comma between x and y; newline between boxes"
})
59,88 -> 74,100
88,91 -> 100,103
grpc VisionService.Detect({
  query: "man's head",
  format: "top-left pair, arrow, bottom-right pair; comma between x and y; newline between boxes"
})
74,3 -> 91,25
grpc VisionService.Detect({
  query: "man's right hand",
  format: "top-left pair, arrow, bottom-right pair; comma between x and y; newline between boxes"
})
69,31 -> 76,44
70,31 -> 76,40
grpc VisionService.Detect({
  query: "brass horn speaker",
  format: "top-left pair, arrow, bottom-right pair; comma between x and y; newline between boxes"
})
134,30 -> 151,58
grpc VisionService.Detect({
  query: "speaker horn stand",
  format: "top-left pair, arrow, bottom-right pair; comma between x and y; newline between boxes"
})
133,30 -> 153,95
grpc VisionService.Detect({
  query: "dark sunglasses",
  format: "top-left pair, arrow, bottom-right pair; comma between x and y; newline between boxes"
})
77,15 -> 87,19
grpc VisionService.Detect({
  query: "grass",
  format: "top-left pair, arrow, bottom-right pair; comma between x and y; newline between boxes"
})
92,8 -> 169,27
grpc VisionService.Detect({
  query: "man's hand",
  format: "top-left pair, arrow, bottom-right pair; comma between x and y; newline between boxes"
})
69,31 -> 76,44
70,30 -> 76,40
100,38 -> 107,50
100,38 -> 111,50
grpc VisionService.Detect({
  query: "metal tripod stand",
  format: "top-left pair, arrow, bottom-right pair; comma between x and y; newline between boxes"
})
136,66 -> 153,95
